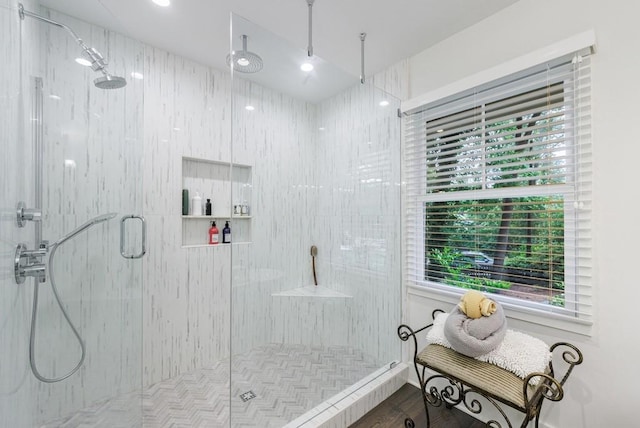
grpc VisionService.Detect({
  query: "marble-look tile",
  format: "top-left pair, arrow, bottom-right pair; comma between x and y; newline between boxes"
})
141,46 -> 235,387
143,47 -> 232,218
22,7 -> 144,425
371,59 -> 410,102
0,2 -> 43,425
142,214 -> 233,386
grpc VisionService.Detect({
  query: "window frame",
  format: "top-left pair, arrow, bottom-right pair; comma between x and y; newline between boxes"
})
401,32 -> 595,334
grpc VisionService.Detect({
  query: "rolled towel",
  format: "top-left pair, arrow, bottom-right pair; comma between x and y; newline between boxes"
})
426,312 -> 551,384
458,290 -> 497,319
444,304 -> 507,357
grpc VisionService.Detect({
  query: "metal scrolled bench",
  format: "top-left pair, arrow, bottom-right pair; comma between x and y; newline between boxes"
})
397,309 -> 583,428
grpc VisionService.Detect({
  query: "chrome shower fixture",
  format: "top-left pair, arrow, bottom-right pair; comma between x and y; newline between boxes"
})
360,32 -> 366,84
94,75 -> 128,90
227,35 -> 263,73
16,212 -> 118,383
307,0 -> 315,57
18,3 -> 127,89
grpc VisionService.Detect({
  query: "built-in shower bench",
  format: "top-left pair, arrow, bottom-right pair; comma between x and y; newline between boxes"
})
397,309 -> 583,428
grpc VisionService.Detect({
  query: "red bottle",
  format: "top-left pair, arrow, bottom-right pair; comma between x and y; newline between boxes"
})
208,221 -> 219,245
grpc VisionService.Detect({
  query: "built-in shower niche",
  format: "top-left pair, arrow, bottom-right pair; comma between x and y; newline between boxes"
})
181,156 -> 252,247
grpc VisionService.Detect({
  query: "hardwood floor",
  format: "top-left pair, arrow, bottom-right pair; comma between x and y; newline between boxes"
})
349,383 -> 485,428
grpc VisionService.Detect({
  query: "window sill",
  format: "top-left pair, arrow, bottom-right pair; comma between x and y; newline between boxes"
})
407,282 -> 593,337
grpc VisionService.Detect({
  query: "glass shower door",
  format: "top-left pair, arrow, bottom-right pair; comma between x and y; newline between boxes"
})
0,1 -> 145,426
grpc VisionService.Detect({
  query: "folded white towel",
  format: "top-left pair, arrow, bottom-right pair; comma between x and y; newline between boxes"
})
427,312 -> 552,384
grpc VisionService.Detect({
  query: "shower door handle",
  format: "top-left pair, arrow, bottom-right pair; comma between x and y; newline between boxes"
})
120,215 -> 146,259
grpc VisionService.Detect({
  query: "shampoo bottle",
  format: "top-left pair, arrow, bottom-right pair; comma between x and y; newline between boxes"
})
182,189 -> 189,215
222,221 -> 231,243
192,192 -> 202,216
208,221 -> 219,245
205,198 -> 212,215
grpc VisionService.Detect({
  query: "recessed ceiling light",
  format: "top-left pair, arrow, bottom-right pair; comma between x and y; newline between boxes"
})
237,57 -> 250,67
245,105 -> 255,111
131,72 -> 144,80
64,159 -> 76,168
318,127 -> 325,131
49,94 -> 61,100
152,0 -> 170,6
75,57 -> 92,67
379,100 -> 390,107
301,62 -> 314,72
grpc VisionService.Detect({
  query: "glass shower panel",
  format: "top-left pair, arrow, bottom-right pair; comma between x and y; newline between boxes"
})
314,82 -> 403,373
0,1 -> 35,424
0,1 -> 144,426
230,13 -> 401,427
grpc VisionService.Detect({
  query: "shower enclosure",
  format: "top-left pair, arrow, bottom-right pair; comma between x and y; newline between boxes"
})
2,1 -> 401,426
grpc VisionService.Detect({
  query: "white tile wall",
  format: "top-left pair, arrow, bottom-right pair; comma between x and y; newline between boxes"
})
229,57 -> 406,380
142,47 -> 234,386
36,5 -> 144,424
0,3 -> 39,426
2,3 -> 145,425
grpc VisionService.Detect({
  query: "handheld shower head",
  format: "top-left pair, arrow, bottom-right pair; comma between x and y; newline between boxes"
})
52,212 -> 117,247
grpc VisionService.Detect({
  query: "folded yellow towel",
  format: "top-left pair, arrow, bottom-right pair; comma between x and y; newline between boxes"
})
458,290 -> 497,319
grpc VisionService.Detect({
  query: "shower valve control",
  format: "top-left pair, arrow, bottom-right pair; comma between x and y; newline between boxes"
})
16,201 -> 42,228
14,242 -> 48,284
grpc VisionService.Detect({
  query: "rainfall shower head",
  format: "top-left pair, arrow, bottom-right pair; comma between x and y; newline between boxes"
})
18,3 -> 127,89
94,75 -> 127,90
226,35 -> 263,73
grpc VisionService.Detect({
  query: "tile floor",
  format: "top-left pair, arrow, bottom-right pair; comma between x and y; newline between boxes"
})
42,344 -> 381,428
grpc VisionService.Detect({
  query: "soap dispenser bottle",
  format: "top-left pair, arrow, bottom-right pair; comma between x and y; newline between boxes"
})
222,221 -> 231,244
208,221 -> 219,245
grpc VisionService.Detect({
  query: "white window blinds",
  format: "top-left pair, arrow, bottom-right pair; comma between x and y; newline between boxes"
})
403,49 -> 592,321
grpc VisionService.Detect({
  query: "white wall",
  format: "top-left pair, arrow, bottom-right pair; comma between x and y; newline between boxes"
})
405,0 -> 640,426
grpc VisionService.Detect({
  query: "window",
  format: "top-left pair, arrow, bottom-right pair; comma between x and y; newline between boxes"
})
403,49 -> 592,321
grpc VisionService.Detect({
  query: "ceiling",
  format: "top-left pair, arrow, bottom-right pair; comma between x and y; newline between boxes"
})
37,0 -> 521,102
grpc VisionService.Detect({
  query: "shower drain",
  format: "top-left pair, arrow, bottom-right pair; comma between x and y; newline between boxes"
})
239,390 -> 257,402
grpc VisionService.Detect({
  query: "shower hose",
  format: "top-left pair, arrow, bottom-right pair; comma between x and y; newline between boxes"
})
29,213 -> 116,383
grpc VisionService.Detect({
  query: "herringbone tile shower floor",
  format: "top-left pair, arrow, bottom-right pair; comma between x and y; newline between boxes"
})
42,344 -> 380,428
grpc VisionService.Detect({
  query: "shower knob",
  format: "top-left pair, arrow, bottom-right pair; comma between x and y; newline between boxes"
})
16,201 -> 42,228
14,243 -> 47,284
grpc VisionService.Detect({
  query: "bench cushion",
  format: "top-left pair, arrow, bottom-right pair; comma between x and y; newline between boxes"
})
417,344 -> 547,411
